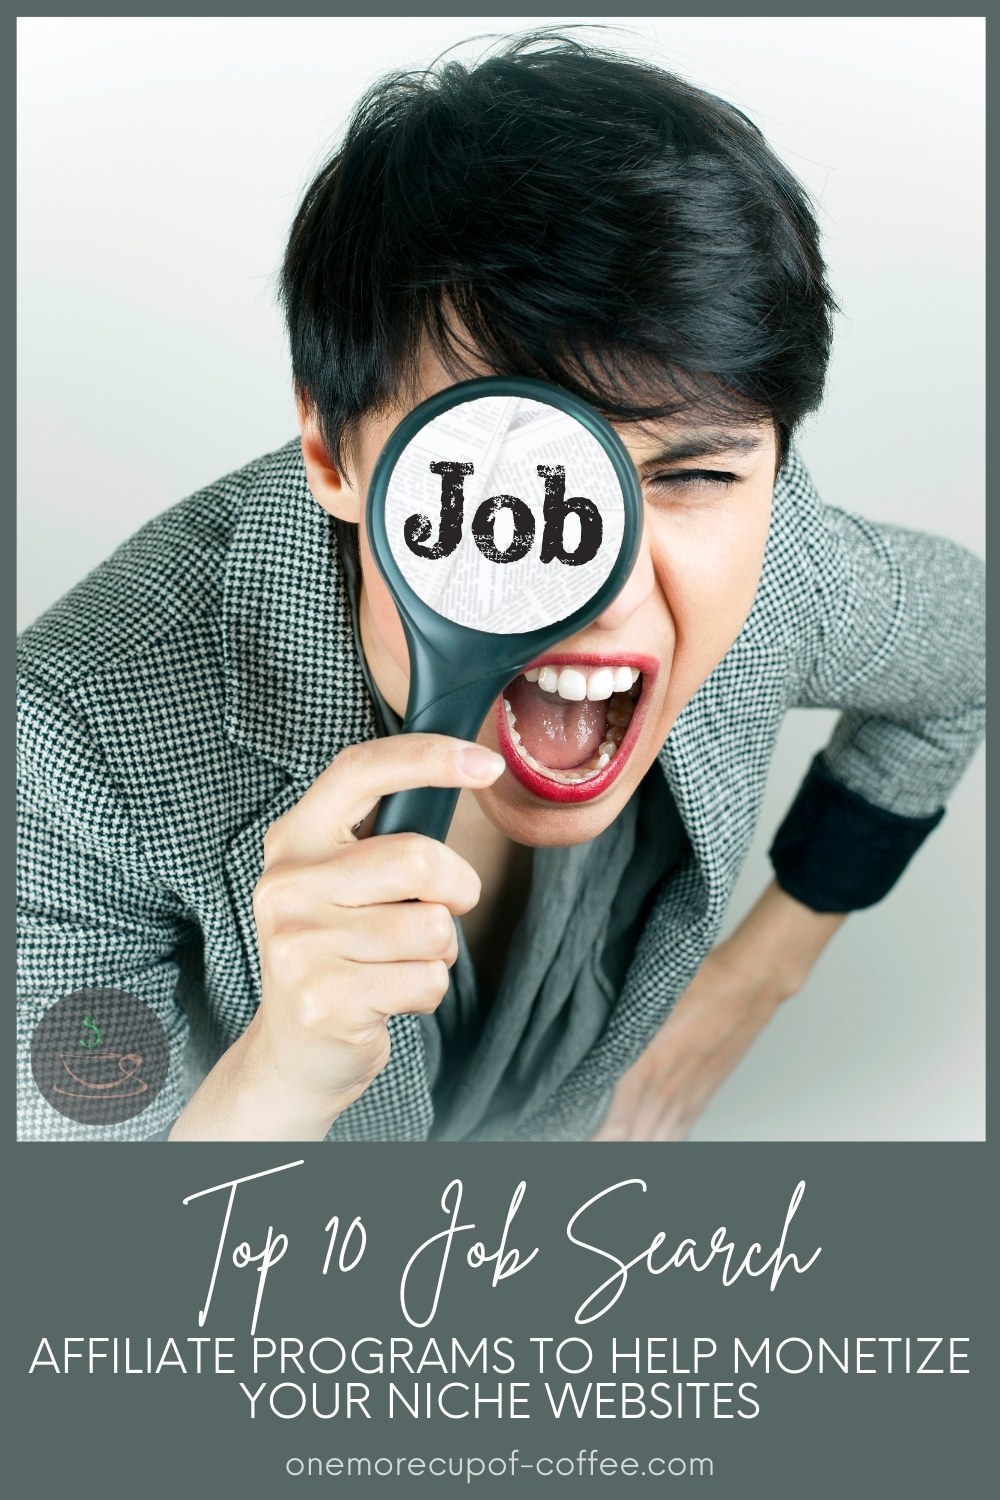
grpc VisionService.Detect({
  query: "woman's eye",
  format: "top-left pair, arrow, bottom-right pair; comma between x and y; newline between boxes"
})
646,469 -> 739,495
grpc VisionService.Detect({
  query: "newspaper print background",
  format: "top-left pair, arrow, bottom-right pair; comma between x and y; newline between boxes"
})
382,396 -> 627,634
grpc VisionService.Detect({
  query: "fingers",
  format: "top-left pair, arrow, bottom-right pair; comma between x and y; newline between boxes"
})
254,832 -> 482,920
263,901 -> 459,969
340,903 -> 460,967
262,934 -> 452,1022
265,735 -> 505,860
593,1093 -> 693,1142
591,1072 -> 643,1141
590,1064 -> 691,1142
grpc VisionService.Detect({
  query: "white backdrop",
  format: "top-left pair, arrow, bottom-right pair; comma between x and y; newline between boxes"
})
17,15 -> 985,1139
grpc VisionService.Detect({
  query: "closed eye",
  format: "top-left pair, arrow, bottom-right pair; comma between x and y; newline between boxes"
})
646,469 -> 740,494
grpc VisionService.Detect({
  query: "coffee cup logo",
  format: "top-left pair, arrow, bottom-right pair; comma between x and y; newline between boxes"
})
30,990 -> 168,1126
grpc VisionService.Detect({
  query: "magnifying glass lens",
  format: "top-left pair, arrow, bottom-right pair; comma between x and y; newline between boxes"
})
381,393 -> 628,634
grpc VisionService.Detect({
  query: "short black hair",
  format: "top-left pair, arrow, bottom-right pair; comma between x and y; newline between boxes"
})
281,32 -> 837,472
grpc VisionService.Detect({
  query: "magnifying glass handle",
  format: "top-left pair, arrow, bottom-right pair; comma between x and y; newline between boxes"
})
371,783 -> 462,844
372,675 -> 508,842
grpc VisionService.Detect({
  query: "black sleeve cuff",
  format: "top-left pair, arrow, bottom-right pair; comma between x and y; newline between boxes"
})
769,753 -> 944,913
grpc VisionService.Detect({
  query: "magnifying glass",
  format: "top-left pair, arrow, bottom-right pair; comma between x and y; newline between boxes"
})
366,375 -> 643,841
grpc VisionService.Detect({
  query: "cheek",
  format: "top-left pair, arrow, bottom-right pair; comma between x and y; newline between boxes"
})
651,495 -> 772,683
356,524 -> 411,673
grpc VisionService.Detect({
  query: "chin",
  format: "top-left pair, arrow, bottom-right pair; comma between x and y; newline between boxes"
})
476,776 -> 639,848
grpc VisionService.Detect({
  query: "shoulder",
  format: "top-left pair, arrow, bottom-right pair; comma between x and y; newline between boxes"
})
17,440 -> 322,862
753,446 -> 984,708
723,443 -> 832,685
18,439 -> 306,697
762,444 -> 983,613
18,437 -> 372,870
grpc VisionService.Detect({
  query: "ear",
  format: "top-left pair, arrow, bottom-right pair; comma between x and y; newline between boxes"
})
297,398 -> 362,523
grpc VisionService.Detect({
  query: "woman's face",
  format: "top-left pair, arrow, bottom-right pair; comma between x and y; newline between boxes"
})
301,355 -> 777,848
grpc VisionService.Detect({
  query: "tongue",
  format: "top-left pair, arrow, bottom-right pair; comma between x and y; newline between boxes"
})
506,676 -> 607,770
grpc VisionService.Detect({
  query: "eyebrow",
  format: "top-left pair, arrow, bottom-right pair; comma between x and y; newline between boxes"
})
637,430 -> 769,467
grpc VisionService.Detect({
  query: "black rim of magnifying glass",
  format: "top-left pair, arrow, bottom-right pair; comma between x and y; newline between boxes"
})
366,375 -> 644,660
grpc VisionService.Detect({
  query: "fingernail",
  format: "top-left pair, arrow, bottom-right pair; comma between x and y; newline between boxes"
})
459,745 -> 506,779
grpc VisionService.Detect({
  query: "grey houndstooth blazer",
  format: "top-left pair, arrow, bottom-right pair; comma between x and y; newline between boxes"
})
17,440 -> 985,1141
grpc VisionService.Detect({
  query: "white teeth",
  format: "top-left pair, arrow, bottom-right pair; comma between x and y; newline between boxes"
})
523,663 -> 642,702
598,739 -> 616,756
586,667 -> 615,701
597,752 -> 610,768
504,705 -> 523,746
556,668 -> 588,701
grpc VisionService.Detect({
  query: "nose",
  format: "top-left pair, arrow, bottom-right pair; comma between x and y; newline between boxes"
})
590,530 -> 656,630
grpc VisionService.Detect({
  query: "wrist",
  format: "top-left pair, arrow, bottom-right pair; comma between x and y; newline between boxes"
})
169,1020 -> 346,1142
238,1015 -> 354,1137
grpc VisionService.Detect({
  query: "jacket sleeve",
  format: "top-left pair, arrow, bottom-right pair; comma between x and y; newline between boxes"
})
768,453 -> 985,912
17,667 -> 194,1140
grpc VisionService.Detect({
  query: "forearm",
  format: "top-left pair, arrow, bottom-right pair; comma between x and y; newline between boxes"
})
718,878 -> 847,1002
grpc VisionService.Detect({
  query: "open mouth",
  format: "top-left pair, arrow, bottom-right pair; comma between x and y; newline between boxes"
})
495,654 -> 658,803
